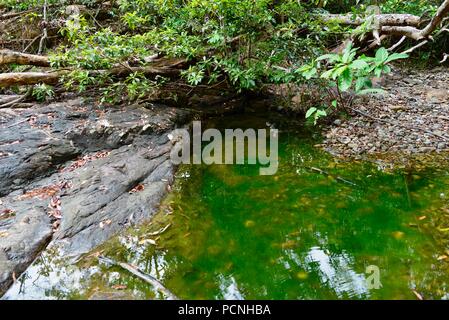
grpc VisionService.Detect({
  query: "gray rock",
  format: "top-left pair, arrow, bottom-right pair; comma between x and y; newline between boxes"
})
0,208 -> 52,294
0,97 -> 190,296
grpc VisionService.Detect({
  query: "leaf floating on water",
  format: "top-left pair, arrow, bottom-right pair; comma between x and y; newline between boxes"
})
138,238 -> 157,246
281,240 -> 297,250
146,223 -> 171,236
111,284 -> 127,290
296,271 -> 308,280
392,231 -> 405,240
244,220 -> 255,228
412,290 -> 423,300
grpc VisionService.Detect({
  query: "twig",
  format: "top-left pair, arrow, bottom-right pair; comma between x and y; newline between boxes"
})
307,166 -> 358,186
3,116 -> 31,128
38,0 -> 48,55
23,34 -> 42,53
401,39 -> 428,54
0,89 -> 32,109
388,36 -> 406,51
0,9 -> 35,21
146,223 -> 171,236
98,256 -> 178,300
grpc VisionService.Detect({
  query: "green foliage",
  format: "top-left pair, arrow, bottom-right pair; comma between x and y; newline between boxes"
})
49,0 -> 330,94
9,0 -> 429,103
32,84 -> 54,102
298,42 -> 408,124
305,107 -> 327,125
380,0 -> 438,15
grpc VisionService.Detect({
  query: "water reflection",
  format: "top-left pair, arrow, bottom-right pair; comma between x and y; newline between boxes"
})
3,110 -> 449,300
2,246 -> 99,300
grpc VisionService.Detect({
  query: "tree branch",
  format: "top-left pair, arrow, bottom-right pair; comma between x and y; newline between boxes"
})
0,50 -> 50,67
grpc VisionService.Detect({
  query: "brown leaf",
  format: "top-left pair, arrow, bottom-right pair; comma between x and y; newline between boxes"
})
0,231 -> 9,238
111,284 -> 127,290
0,209 -> 15,219
99,219 -> 112,229
129,184 -> 145,193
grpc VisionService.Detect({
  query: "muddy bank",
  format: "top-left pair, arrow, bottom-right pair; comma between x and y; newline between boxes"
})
0,97 -> 190,295
322,67 -> 449,160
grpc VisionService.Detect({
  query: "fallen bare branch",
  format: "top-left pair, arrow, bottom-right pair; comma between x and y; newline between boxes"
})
98,256 -> 178,300
0,63 -> 183,87
320,13 -> 421,27
0,49 -> 50,67
382,0 -> 449,40
0,90 -> 31,109
388,36 -> 406,51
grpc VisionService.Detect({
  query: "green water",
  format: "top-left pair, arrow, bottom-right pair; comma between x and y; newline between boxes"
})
6,109 -> 449,300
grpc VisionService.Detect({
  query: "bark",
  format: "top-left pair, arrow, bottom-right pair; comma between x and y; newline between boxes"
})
381,0 -> 449,40
0,50 -> 50,67
320,13 -> 421,27
0,71 -> 61,87
0,65 -> 183,87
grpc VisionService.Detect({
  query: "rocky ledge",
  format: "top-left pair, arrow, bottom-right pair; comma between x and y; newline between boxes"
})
0,97 -> 189,295
322,67 -> 449,159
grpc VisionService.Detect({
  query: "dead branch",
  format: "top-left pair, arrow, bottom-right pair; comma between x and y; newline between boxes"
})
0,89 -> 31,109
38,0 -> 48,55
0,71 -> 60,87
387,36 -> 406,51
382,0 -> 449,40
320,13 -> 421,27
98,256 -> 178,300
0,63 -> 183,87
0,9 -> 35,21
0,49 -> 50,67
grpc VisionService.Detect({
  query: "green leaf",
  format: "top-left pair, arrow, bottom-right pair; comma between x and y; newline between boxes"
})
321,69 -> 334,79
305,107 -> 317,119
331,65 -> 348,80
385,53 -> 408,63
355,76 -> 371,92
350,59 -> 369,70
338,68 -> 353,92
316,53 -> 340,63
375,47 -> 389,62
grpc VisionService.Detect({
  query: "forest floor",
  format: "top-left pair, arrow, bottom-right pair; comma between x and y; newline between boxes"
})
322,66 -> 449,161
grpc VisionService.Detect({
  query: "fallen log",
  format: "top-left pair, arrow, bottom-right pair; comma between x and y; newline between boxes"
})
0,65 -> 183,87
381,0 -> 449,40
320,13 -> 421,27
0,71 -> 61,87
0,50 -> 50,67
